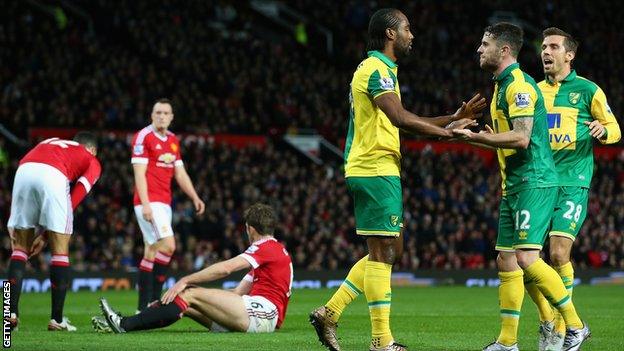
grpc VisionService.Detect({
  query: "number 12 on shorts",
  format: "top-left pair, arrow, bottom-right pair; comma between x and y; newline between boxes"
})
515,210 -> 531,230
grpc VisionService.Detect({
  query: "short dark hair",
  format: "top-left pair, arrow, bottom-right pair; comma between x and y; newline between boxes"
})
154,98 -> 174,114
73,131 -> 97,149
367,8 -> 403,51
543,27 -> 579,54
244,203 -> 277,235
484,22 -> 524,58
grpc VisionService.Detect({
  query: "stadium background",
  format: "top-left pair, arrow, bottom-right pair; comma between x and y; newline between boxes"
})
1,1 -> 623,287
2,1 -> 624,350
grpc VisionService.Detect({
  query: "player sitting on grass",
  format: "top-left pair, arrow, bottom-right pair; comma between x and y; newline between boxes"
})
92,203 -> 293,334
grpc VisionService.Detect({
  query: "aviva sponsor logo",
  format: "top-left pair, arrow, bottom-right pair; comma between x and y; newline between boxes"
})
547,113 -> 572,145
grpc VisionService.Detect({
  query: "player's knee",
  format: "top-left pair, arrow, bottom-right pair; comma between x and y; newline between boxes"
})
178,288 -> 194,306
159,242 -> 175,256
550,247 -> 570,267
495,254 -> 507,270
515,250 -> 538,269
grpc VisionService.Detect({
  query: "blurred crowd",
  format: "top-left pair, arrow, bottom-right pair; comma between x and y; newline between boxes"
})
2,1 -> 623,143
1,135 -> 622,273
1,0 -> 622,272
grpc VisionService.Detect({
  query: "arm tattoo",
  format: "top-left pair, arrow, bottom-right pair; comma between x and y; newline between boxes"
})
512,117 -> 533,138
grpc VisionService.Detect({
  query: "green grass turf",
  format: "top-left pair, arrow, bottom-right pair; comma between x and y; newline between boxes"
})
7,286 -> 623,350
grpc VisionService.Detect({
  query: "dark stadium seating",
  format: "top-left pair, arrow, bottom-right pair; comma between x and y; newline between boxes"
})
1,135 -> 622,271
1,0 -> 623,272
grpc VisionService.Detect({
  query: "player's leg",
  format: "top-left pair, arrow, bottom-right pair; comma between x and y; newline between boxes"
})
134,204 -> 158,311
47,231 -> 75,330
513,188 -> 587,343
321,229 -> 403,325
108,286 -> 249,333
485,194 -> 523,351
6,165 -> 40,327
7,228 -> 36,327
152,235 -> 175,302
144,203 -> 175,303
184,306 -> 214,329
549,186 -> 588,336
356,176 -> 404,350
366,236 -> 399,350
37,171 -> 76,331
549,235 -> 574,336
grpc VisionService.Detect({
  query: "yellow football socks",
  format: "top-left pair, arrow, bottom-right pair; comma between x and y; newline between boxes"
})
325,255 -> 367,323
364,260 -> 393,349
554,262 -> 575,333
524,259 -> 583,329
497,270 -> 524,346
524,276 -> 554,322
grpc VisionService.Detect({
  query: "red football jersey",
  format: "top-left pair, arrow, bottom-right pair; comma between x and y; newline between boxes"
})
130,125 -> 183,206
240,238 -> 293,329
20,137 -> 101,195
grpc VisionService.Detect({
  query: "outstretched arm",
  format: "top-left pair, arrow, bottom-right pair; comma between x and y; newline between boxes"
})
374,93 -> 453,138
161,256 -> 251,304
454,117 -> 533,149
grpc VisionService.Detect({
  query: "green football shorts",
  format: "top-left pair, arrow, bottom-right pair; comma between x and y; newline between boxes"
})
496,187 -> 558,251
549,186 -> 589,241
346,176 -> 402,237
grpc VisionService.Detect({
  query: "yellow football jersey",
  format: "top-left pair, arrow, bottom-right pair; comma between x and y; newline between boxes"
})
344,51 -> 401,177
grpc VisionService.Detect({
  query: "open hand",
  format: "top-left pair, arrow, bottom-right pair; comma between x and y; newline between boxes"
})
161,279 -> 188,305
446,118 -> 478,130
454,93 -> 487,121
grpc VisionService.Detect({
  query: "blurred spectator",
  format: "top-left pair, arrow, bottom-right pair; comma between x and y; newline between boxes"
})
1,135 -> 621,272
1,1 -> 622,143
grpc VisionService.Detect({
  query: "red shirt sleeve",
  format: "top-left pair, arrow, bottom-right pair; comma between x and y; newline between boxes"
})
173,136 -> 183,167
71,158 -> 101,209
239,243 -> 275,268
131,133 -> 150,165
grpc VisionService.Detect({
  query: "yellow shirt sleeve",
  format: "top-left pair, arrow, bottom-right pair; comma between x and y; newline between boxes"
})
367,68 -> 398,99
591,87 -> 621,144
505,81 -> 538,119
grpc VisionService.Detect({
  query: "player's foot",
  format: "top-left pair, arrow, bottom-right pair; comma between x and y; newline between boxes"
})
7,313 -> 18,331
482,341 -> 519,351
99,298 -> 126,333
539,320 -> 564,351
91,316 -> 112,333
370,341 -> 408,351
562,322 -> 590,351
309,306 -> 341,351
47,317 -> 77,331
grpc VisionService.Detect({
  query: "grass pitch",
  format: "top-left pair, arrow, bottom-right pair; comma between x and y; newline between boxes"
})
7,286 -> 623,350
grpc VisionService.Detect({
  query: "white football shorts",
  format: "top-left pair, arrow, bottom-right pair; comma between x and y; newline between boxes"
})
7,162 -> 73,234
211,295 -> 278,333
134,202 -> 173,245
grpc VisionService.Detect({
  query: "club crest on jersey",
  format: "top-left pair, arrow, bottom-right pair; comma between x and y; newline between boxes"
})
133,144 -> 144,155
379,77 -> 395,91
568,92 -> 581,105
389,215 -> 399,227
171,143 -> 178,153
515,93 -> 530,108
157,153 -> 176,164
155,144 -> 162,150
